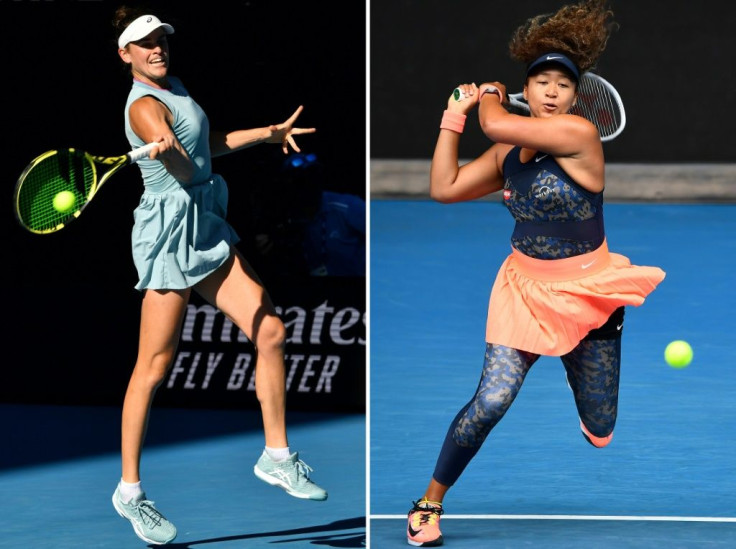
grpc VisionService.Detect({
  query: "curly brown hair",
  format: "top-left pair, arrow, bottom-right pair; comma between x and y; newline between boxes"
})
508,0 -> 617,74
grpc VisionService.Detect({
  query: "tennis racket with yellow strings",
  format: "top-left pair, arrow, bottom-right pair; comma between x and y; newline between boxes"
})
14,142 -> 157,234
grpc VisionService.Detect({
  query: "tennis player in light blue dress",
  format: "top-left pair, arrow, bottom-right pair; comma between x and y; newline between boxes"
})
110,7 -> 327,546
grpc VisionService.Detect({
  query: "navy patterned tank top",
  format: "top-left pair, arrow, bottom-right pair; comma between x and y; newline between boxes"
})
501,146 -> 604,259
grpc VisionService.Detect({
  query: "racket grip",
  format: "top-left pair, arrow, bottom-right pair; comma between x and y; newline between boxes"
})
128,142 -> 159,163
453,88 -> 465,101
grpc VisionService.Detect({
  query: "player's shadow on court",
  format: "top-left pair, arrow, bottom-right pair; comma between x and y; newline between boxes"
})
1,404 -> 342,470
161,516 -> 365,548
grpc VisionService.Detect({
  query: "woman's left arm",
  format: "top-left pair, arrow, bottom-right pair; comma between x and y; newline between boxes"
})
210,105 -> 316,157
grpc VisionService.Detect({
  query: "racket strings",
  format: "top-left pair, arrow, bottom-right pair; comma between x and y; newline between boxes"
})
571,78 -> 623,139
16,150 -> 95,233
505,73 -> 625,142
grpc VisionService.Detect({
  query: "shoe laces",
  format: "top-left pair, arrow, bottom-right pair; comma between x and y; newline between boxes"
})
135,500 -> 166,527
410,500 -> 444,526
294,459 -> 315,481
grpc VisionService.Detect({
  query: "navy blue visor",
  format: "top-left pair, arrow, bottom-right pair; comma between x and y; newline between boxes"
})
526,53 -> 580,81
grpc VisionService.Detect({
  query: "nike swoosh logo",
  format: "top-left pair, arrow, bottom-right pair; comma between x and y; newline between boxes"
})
407,524 -> 422,537
535,155 -> 548,162
616,324 -> 623,331
581,259 -> 596,269
546,55 -> 563,60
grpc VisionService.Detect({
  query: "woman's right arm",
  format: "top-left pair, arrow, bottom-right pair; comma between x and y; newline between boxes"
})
128,96 -> 197,183
429,84 -> 506,204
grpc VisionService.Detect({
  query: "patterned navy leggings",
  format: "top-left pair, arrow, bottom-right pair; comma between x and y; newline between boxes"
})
432,307 -> 624,487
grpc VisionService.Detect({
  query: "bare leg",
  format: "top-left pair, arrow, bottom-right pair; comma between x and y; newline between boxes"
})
423,478 -> 451,504
196,247 -> 288,447
121,288 -> 190,483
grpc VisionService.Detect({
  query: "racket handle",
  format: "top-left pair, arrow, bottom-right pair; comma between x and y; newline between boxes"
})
453,88 -> 465,101
128,142 -> 159,163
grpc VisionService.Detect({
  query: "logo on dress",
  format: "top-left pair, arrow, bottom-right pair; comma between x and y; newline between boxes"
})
503,189 -> 512,200
535,186 -> 551,199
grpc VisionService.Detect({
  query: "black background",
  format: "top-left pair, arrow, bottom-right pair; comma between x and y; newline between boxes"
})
371,0 -> 736,163
4,0 -> 365,283
2,0 -> 366,412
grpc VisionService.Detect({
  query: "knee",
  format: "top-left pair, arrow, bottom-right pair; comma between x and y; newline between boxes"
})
580,420 -> 613,448
134,350 -> 175,388
254,315 -> 286,353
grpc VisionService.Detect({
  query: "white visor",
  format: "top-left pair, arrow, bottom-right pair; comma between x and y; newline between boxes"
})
118,15 -> 174,49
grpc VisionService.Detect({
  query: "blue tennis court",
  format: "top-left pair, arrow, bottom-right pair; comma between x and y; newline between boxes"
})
369,199 -> 736,547
1,405 -> 365,548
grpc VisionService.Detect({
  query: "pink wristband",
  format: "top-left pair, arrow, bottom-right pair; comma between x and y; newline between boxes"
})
440,110 -> 467,133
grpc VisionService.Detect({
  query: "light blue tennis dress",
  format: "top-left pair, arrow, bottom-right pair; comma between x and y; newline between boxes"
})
124,77 -> 239,290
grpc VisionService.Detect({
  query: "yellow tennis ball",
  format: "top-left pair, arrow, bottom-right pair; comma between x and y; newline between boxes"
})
52,190 -> 76,213
664,340 -> 693,369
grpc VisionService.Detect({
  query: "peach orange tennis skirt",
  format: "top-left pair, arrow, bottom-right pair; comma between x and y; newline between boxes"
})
485,239 -> 666,356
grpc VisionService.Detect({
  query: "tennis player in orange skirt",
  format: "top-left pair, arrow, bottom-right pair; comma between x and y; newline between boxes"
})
406,1 -> 665,546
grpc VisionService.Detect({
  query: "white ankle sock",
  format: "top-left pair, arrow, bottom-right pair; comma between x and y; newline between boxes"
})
119,479 -> 143,503
265,446 -> 291,462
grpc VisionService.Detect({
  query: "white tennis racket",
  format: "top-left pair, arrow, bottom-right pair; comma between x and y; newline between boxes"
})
454,72 -> 626,142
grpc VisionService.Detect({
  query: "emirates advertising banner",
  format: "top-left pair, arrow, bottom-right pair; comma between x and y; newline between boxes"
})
155,276 -> 366,413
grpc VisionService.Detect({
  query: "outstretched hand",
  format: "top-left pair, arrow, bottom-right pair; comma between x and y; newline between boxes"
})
267,105 -> 316,154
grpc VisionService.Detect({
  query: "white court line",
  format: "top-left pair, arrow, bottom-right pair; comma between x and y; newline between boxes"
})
371,514 -> 736,523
